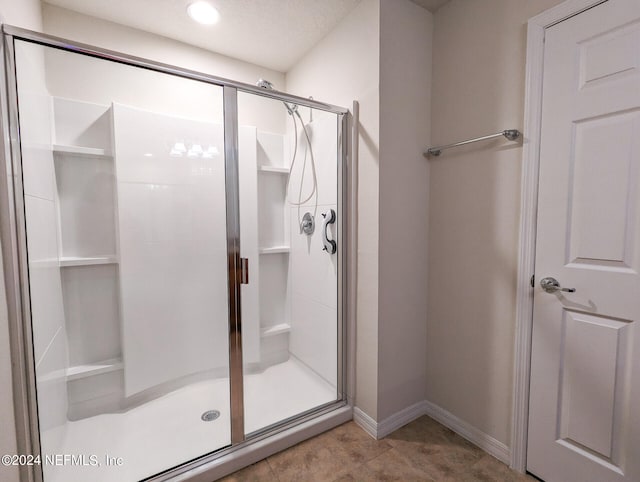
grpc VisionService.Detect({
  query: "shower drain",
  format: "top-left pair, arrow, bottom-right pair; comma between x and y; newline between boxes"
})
201,410 -> 221,422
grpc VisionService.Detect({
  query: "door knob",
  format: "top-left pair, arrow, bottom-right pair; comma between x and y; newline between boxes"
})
540,277 -> 575,293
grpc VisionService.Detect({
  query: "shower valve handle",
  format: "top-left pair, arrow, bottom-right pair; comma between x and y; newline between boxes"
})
322,209 -> 337,255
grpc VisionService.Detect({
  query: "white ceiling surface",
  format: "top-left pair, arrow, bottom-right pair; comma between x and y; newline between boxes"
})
43,0 -> 363,72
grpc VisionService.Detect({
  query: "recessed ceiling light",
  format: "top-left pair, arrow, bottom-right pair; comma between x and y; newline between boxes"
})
187,1 -> 220,25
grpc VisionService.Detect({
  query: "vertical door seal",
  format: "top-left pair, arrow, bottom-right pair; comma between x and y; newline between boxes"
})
223,86 -> 245,444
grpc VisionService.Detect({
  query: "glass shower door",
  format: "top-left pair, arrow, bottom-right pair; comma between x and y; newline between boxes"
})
13,39 -> 232,481
237,91 -> 343,435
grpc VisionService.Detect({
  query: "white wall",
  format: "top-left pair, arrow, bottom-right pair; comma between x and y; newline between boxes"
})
0,2 -> 43,481
286,0 -> 381,419
112,105 -> 229,396
377,0 -> 432,421
0,0 -> 42,30
42,4 -> 286,134
288,110 -> 339,386
427,0 -> 565,446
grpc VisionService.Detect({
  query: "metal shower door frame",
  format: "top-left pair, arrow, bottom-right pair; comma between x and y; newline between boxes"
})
0,25 -> 349,482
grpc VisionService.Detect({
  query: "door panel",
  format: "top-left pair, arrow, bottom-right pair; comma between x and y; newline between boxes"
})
13,39 -> 232,481
236,92 -> 341,436
569,111 -> 639,268
558,312 -> 630,459
528,1 -> 640,481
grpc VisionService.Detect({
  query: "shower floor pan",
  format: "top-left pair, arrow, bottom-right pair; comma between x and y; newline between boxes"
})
41,357 -> 335,482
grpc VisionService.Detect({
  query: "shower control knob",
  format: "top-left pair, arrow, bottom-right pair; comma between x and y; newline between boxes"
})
301,212 -> 315,235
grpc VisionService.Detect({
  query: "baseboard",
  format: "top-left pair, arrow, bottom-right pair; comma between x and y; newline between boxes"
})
377,401 -> 429,438
353,401 -> 427,439
352,407 -> 375,438
422,400 -> 511,464
354,400 -> 511,465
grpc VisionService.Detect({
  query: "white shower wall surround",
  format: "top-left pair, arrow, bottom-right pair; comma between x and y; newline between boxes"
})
239,90 -> 340,392
16,43 -> 68,461
114,104 -> 230,396
287,113 -> 339,386
47,97 -> 331,415
27,95 -> 340,474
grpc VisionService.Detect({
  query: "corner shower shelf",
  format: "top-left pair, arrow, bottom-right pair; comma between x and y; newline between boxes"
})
60,256 -> 119,267
261,323 -> 291,338
258,165 -> 289,174
53,144 -> 111,158
259,246 -> 290,254
66,358 -> 123,381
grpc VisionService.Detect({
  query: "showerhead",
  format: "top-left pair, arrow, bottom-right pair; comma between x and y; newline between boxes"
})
255,78 -> 298,116
256,78 -> 274,90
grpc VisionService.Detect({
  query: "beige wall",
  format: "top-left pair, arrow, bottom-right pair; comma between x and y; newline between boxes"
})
377,0 -> 432,420
427,0 -> 565,446
286,0 -> 381,419
0,1 -> 43,480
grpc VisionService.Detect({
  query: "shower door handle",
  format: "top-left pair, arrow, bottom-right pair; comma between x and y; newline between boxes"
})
322,209 -> 337,255
240,258 -> 249,284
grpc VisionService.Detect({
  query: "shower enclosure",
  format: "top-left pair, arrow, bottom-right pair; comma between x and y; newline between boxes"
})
0,26 -> 348,481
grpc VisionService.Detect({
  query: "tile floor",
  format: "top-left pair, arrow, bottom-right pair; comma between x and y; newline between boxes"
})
219,415 -> 537,481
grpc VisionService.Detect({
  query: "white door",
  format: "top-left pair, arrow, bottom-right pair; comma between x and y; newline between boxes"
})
528,1 -> 640,481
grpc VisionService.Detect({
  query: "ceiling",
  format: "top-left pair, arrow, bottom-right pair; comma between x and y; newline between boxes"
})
43,0 -> 450,72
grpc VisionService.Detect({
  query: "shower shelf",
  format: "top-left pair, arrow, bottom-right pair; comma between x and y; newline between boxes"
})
66,358 -> 123,381
259,246 -> 290,254
60,256 -> 119,267
261,323 -> 291,338
53,144 -> 112,158
258,165 -> 289,174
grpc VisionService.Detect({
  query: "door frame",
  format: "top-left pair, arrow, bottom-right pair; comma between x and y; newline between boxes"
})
511,0 -> 609,472
0,24 -> 351,482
